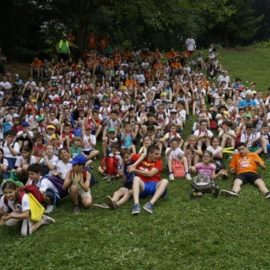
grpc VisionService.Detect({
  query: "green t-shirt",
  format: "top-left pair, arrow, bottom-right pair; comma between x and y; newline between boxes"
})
70,146 -> 82,158
58,40 -> 70,54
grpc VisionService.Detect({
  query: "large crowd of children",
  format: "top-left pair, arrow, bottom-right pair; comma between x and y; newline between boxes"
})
0,43 -> 270,235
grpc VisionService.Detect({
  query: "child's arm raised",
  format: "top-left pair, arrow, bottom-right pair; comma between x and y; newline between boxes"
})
63,171 -> 72,190
78,172 -> 91,192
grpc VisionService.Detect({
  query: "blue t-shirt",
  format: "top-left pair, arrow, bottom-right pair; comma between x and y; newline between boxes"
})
238,99 -> 257,108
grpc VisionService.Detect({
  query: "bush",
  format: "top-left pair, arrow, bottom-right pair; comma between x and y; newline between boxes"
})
252,40 -> 270,49
13,47 -> 37,62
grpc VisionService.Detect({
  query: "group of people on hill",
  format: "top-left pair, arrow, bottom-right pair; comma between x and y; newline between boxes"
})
0,40 -> 269,236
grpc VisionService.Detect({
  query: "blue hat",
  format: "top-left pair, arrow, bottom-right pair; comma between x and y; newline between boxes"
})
70,154 -> 87,166
21,121 -> 29,127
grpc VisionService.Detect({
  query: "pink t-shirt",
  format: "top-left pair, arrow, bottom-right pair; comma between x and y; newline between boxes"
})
195,162 -> 216,179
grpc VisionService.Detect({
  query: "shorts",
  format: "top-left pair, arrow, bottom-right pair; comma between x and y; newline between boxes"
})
83,150 -> 94,156
140,181 -> 167,198
236,172 -> 261,184
267,144 -> 270,153
69,185 -> 92,199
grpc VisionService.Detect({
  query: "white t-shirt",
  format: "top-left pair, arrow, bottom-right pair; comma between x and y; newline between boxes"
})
0,193 -> 30,212
40,155 -> 59,172
185,38 -> 196,51
194,129 -> 213,138
0,81 -> 12,90
83,134 -> 97,151
15,155 -> 36,167
2,141 -> 20,158
206,146 -> 223,156
56,160 -> 72,179
165,147 -> 184,159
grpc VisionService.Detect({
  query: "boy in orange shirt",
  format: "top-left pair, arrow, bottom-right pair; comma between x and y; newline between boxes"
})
221,143 -> 270,199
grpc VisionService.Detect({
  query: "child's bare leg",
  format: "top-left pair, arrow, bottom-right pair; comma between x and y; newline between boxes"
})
98,166 -> 105,175
232,179 -> 243,194
115,190 -> 132,207
132,176 -> 145,204
182,157 -> 189,173
88,150 -> 99,159
255,179 -> 269,195
168,158 -> 173,173
81,195 -> 92,208
70,185 -> 79,206
149,179 -> 169,205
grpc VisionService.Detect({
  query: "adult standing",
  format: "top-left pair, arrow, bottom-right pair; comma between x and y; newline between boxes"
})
185,36 -> 196,57
129,145 -> 168,214
56,35 -> 71,61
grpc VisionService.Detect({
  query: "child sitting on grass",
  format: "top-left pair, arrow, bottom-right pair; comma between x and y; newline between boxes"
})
63,154 -> 92,214
166,138 -> 191,181
0,180 -> 55,236
105,149 -> 146,210
98,142 -> 123,180
191,150 -> 227,198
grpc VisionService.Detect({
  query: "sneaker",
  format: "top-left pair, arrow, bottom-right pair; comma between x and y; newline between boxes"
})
106,196 -> 117,210
43,215 -> 55,225
221,190 -> 239,197
45,205 -> 54,214
169,173 -> 175,181
73,205 -> 80,214
265,192 -> 270,199
131,203 -> 141,215
143,202 -> 154,214
185,173 -> 192,181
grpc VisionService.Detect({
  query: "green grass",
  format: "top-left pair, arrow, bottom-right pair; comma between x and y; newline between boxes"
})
2,48 -> 270,270
220,47 -> 270,90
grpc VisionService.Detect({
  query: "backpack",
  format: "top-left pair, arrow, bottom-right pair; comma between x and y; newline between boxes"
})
4,184 -> 44,212
172,159 -> 185,178
47,175 -> 68,199
101,156 -> 118,175
191,174 -> 219,198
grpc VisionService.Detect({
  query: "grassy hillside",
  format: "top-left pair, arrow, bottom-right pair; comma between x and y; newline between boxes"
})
1,48 -> 270,270
220,47 -> 270,91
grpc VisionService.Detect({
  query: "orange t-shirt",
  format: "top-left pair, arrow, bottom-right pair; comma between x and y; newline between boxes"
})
229,152 -> 264,174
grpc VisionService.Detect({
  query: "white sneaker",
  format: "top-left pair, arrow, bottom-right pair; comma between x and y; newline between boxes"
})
45,205 -> 54,214
169,173 -> 175,181
43,215 -> 55,225
185,173 -> 192,181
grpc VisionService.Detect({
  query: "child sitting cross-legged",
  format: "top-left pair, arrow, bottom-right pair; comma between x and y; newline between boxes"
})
63,154 -> 92,214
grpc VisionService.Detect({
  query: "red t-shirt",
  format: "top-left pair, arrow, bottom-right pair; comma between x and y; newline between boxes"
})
131,154 -> 163,183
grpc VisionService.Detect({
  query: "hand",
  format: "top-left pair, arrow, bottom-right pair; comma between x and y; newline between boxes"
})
128,166 -> 136,173
2,214 -> 10,222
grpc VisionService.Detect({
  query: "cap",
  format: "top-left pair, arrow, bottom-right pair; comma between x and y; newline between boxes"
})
170,109 -> 177,113
21,121 -> 29,127
107,127 -> 116,133
46,125 -> 56,130
70,154 -> 88,166
54,97 -> 61,102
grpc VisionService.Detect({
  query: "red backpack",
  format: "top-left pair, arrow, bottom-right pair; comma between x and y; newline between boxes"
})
4,184 -> 44,211
101,156 -> 118,175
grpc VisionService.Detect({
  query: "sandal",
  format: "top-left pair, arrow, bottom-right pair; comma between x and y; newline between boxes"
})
106,196 -> 118,210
